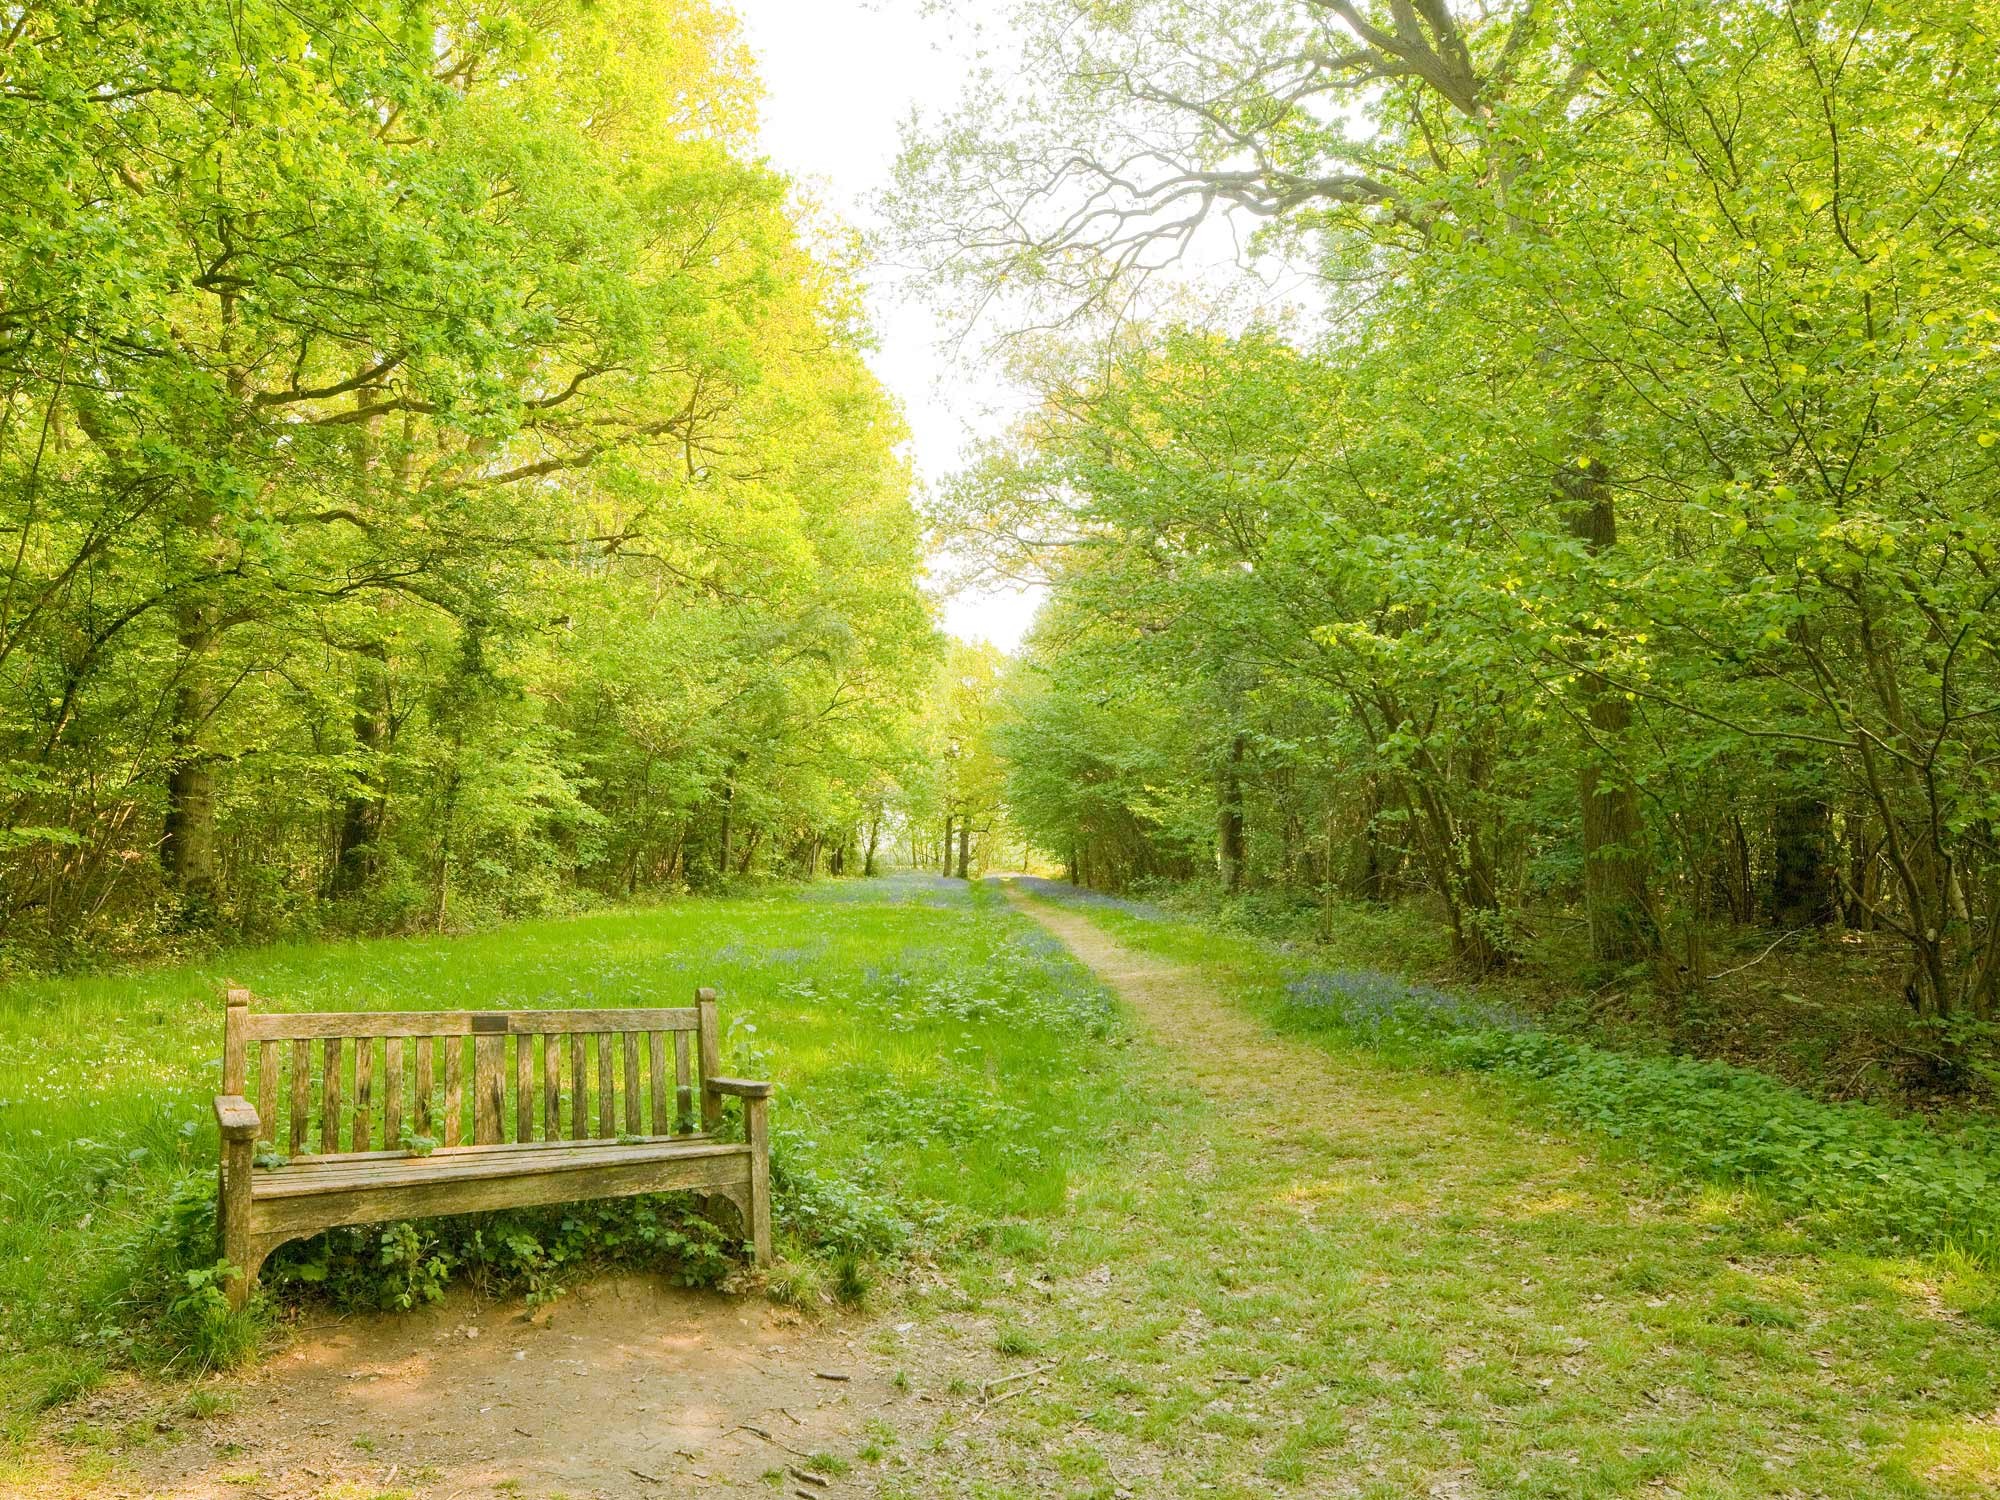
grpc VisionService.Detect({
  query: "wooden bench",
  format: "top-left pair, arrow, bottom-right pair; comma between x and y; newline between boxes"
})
214,986 -> 772,1306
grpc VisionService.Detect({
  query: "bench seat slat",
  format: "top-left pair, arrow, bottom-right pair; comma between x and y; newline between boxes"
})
622,1034 -> 641,1135
252,1138 -> 748,1197
247,1008 -> 700,1041
321,1037 -> 341,1153
596,1034 -> 614,1137
353,1039 -> 373,1152
415,1037 -> 434,1136
675,1031 -> 692,1133
247,1143 -> 754,1241
516,1035 -> 535,1143
384,1039 -> 403,1148
257,1043 -> 278,1144
273,1131 -> 713,1168
473,1034 -> 503,1145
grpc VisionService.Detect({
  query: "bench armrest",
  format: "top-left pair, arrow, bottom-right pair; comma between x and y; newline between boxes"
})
703,1076 -> 774,1101
214,1094 -> 260,1142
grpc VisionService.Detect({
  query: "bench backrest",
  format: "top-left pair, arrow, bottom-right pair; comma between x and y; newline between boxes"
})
220,988 -> 726,1157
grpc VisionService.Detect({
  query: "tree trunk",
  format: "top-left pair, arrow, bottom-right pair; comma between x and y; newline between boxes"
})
956,819 -> 971,879
1845,814 -> 1879,931
1559,452 -> 1660,963
1217,732 -> 1247,891
863,815 -> 880,876
1769,785 -> 1836,928
941,814 -> 954,877
716,780 -> 735,877
331,644 -> 391,899
1348,776 -> 1390,901
160,597 -> 221,918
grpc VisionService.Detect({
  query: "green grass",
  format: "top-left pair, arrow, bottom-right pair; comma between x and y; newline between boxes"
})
0,874 -> 1122,1430
858,881 -> 2000,1498
1008,879 -> 2000,1269
10,873 -> 2000,1496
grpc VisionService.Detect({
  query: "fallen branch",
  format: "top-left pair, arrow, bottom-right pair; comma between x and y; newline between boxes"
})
979,1360 -> 1058,1403
728,1423 -> 811,1458
1708,929 -> 1806,981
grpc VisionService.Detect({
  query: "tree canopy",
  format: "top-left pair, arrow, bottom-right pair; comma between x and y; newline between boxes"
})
0,0 -> 939,957
899,0 -> 2000,1068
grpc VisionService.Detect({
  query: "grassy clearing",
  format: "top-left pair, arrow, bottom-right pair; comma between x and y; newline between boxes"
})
862,883 -> 2000,1499
0,875 -> 1121,1432
10,873 -> 2000,1497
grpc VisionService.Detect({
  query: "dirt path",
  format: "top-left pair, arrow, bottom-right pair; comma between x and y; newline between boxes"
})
1006,894 -> 1286,1079
54,1276 -> 895,1499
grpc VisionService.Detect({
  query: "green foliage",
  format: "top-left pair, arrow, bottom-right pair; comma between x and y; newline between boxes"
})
88,1174 -> 269,1377
265,1198 -> 737,1311
904,0 -> 2000,1063
0,0 -> 937,964
1445,1030 -> 2000,1266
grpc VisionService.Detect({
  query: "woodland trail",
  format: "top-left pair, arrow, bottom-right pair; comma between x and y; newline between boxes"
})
1006,890 -> 1330,1120
992,883 -> 2000,1499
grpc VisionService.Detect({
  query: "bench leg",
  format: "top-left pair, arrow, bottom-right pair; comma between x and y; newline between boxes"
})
745,1096 -> 773,1267
218,1135 -> 257,1309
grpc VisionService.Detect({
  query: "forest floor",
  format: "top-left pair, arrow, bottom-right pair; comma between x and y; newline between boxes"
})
6,876 -> 1999,1498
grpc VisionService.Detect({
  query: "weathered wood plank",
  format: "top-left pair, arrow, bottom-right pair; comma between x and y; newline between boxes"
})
622,1033 -> 641,1135
247,1008 -> 699,1041
443,1038 -> 463,1148
570,1035 -> 587,1141
384,1038 -> 403,1148
222,988 -> 250,1094
289,1038 -> 309,1153
648,1033 -> 668,1136
271,1133 -> 718,1171
256,1042 -> 278,1144
473,1034 -> 505,1146
697,988 -> 722,1134
353,1038 -> 374,1152
321,1037 -> 342,1153
415,1037 -> 434,1136
249,1148 -> 753,1238
515,1034 -> 534,1143
596,1034 -> 614,1137
255,1136 -> 747,1184
543,1035 -> 561,1140
746,1096 -> 772,1265
674,1030 -> 692,1133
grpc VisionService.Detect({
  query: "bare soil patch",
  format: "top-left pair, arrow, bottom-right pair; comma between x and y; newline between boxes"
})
33,1275 -> 894,1499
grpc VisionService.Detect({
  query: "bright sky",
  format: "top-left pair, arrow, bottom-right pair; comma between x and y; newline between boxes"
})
730,0 -> 1046,651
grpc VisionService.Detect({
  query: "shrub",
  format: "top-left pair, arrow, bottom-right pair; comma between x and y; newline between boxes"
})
264,1195 -> 738,1310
